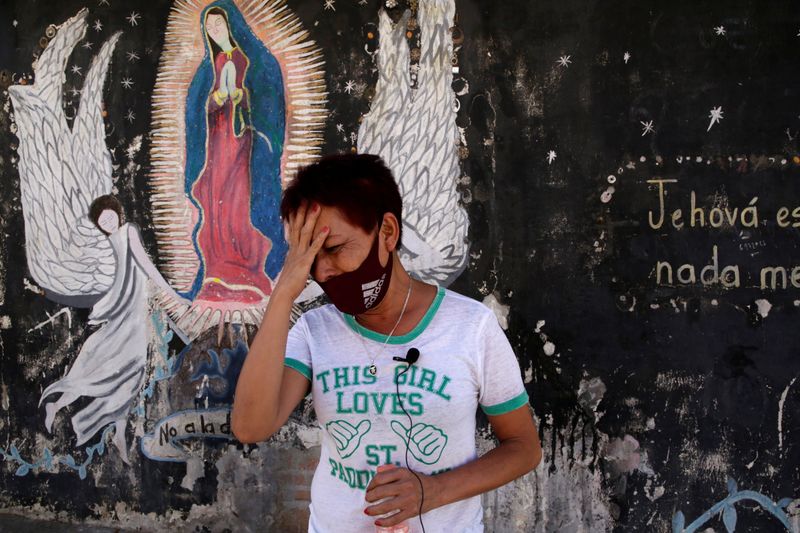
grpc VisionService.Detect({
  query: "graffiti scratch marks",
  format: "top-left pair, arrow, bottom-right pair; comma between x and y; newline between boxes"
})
359,0 -> 469,286
778,376 -> 797,454
673,478 -> 794,532
27,307 -> 72,333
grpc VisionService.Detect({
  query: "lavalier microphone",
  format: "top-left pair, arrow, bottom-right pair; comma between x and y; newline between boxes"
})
393,347 -> 420,365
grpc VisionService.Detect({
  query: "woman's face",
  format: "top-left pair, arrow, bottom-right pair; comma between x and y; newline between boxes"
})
206,13 -> 229,46
311,206 -> 389,283
97,209 -> 120,234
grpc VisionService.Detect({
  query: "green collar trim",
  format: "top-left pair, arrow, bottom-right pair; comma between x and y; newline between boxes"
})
343,286 -> 445,345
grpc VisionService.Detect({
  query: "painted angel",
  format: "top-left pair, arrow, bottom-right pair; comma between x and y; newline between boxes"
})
8,10 -> 187,463
358,0 -> 470,286
39,196 -> 188,463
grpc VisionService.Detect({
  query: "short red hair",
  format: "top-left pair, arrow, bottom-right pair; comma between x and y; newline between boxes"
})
281,154 -> 403,247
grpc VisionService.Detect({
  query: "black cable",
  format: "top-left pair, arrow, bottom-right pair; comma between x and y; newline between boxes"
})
395,363 -> 426,533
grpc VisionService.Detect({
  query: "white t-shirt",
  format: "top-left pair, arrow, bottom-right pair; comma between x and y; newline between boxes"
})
285,286 -> 529,533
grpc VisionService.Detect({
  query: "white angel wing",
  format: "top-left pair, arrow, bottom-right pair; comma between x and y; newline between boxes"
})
358,0 -> 469,286
9,9 -> 120,305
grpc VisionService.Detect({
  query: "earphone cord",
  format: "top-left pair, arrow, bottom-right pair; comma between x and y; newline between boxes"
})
396,365 -> 426,533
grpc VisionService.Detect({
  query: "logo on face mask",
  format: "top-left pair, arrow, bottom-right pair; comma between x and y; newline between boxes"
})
316,230 -> 393,315
362,274 -> 387,309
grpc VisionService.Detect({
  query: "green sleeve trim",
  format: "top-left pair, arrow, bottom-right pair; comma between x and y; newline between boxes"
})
481,390 -> 530,416
284,358 -> 312,381
343,285 -> 445,345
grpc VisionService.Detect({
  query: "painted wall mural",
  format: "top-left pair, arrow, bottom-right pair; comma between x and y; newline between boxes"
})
8,10 -> 190,464
1,0 -> 800,531
150,0 -> 327,340
2,0 -> 471,469
358,0 -> 469,285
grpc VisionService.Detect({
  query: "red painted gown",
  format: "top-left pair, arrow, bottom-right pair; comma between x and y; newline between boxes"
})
191,47 -> 273,303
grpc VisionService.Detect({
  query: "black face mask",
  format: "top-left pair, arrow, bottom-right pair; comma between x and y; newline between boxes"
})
315,231 -> 393,315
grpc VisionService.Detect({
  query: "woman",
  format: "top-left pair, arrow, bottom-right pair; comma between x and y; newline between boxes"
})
188,5 -> 282,303
40,195 -> 188,463
232,154 -> 541,532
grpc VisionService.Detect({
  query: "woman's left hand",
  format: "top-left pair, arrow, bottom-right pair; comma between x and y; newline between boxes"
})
364,465 -> 438,527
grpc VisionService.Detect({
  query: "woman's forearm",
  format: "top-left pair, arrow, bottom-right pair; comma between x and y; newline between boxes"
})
427,435 -> 541,511
232,201 -> 327,443
230,288 -> 294,442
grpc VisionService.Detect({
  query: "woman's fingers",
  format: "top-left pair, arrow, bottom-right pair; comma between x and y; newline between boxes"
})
299,203 -> 320,243
275,204 -> 328,298
365,468 -> 404,500
365,496 -> 410,518
365,492 -> 418,527
288,202 -> 308,245
365,471 -> 416,505
308,225 -> 329,257
364,468 -> 431,526
288,202 -> 323,251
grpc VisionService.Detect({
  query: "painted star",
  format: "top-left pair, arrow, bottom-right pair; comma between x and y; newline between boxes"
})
640,120 -> 654,136
359,0 -> 368,4
344,80 -> 355,94
82,41 -> 93,50
93,20 -> 103,32
126,12 -> 141,26
623,51 -> 631,64
556,55 -> 572,68
68,86 -> 81,97
324,0 -> 335,11
126,51 -> 140,62
714,25 -> 726,36
125,109 -> 135,123
546,150 -> 557,165
121,77 -> 134,89
98,0 -> 110,5
70,65 -> 83,75
707,106 -> 723,131
335,123 -> 344,133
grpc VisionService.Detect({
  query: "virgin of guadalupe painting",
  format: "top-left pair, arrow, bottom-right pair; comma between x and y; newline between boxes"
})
186,4 -> 285,304
149,0 -> 327,339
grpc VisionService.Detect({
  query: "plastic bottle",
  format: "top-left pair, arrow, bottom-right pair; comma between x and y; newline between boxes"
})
374,464 -> 410,533
376,525 -> 409,533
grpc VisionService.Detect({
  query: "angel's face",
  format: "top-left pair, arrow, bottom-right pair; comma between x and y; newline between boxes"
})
97,209 -> 120,234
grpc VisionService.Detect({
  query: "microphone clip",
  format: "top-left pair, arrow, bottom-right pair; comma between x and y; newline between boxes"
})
393,348 -> 420,365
